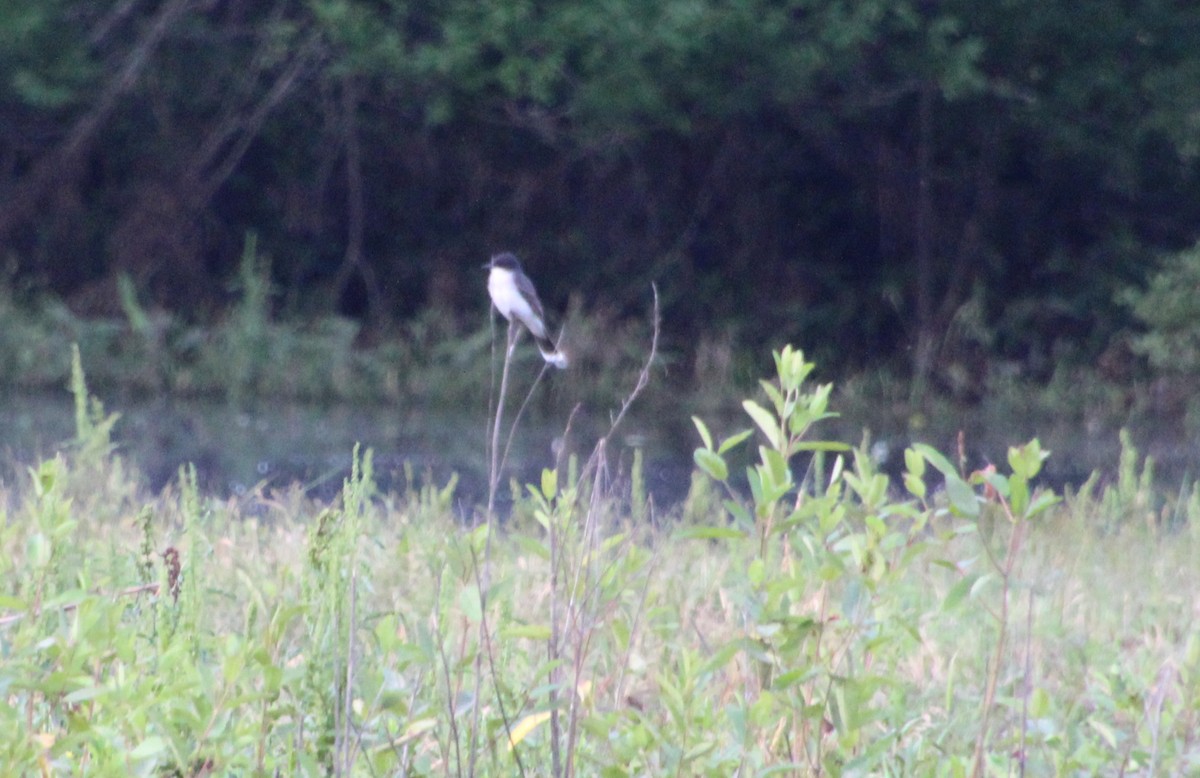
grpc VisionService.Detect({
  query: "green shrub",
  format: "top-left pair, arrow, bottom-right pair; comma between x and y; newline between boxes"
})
1122,241 -> 1200,374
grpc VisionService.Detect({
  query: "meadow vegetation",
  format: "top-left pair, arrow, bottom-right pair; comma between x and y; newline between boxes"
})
2,346 -> 1199,776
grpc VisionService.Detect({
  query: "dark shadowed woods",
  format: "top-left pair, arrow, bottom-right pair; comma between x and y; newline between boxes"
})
3,0 -> 1200,396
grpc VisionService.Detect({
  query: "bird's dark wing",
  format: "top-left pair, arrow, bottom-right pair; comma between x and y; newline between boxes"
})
515,272 -> 546,321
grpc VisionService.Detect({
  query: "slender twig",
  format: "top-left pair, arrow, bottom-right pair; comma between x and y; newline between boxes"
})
332,573 -> 345,777
557,286 -> 660,778
971,506 -> 1025,778
548,405 -> 580,778
576,284 -> 660,491
340,563 -> 359,776
1018,587 -> 1034,777
549,477 -> 563,778
486,322 -> 519,521
563,456 -> 612,778
484,313 -> 568,775
476,319 -> 545,777
432,572 -> 464,778
611,541 -> 660,706
499,361 -> 549,484
1145,660 -> 1176,777
469,545 -> 527,778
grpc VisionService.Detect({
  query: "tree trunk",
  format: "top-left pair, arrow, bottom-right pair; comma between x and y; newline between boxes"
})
911,80 -> 937,404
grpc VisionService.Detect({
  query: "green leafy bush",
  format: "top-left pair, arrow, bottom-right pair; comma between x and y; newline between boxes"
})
2,346 -> 1199,775
1122,241 -> 1200,374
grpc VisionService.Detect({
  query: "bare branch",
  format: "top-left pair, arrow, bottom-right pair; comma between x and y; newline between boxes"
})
579,283 -> 661,487
0,0 -> 197,240
185,30 -> 325,205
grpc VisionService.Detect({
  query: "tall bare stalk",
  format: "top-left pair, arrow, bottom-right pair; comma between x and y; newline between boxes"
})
551,285 -> 659,778
971,508 -> 1027,778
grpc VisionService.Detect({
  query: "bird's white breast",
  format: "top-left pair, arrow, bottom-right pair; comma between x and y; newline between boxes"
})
487,268 -> 545,337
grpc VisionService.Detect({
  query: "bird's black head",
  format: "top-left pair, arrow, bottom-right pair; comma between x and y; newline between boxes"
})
485,252 -> 521,271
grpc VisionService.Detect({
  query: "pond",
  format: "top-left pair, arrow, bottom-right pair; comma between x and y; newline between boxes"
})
0,391 -> 695,511
1,389 -> 1196,511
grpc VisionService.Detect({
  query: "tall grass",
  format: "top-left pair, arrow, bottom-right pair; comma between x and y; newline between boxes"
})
1,347 -> 1199,775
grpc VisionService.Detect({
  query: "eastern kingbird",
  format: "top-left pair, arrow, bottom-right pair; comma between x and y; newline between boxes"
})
485,252 -> 568,368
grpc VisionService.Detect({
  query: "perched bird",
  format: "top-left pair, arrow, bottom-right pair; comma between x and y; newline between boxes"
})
484,252 -> 568,368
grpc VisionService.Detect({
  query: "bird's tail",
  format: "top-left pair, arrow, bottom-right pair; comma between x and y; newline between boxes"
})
534,335 -> 569,369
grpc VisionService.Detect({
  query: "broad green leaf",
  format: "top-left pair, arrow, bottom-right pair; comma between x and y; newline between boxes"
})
1089,719 -> 1119,749
1025,489 -> 1061,519
974,470 -> 1010,499
500,624 -> 552,641
700,641 -> 743,675
1008,439 -> 1050,480
676,526 -> 745,541
904,447 -> 925,478
946,475 -> 980,519
130,736 -> 167,760
509,711 -> 551,749
942,572 -> 980,610
724,499 -> 753,528
1029,687 -> 1051,718
693,449 -> 728,481
760,381 -> 786,415
692,416 -> 713,451
794,441 -> 851,452
903,472 -> 926,500
748,558 -> 766,587
540,468 -> 557,499
64,685 -> 106,704
513,534 -> 550,560
458,586 -> 482,623
912,443 -> 959,479
747,466 -> 763,505
818,502 -> 846,535
718,428 -> 754,454
743,400 -> 781,450
969,573 -> 995,598
761,447 -> 791,492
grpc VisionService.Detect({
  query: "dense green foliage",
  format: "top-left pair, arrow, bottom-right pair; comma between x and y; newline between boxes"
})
1122,242 -> 1200,376
3,348 -> 1199,774
2,1 -> 1200,387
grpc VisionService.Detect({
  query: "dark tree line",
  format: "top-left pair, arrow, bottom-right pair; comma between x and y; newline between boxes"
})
3,0 -> 1200,387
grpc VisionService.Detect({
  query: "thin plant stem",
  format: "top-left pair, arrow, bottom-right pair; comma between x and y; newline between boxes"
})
472,323 -> 517,777
548,402 -> 581,778
576,284 -> 660,489
341,562 -> 358,776
553,285 -> 660,777
486,322 -> 519,521
469,544 -> 527,778
972,511 -> 1025,778
1019,587 -> 1034,778
549,482 -> 563,778
499,361 -> 548,486
432,571 -> 464,778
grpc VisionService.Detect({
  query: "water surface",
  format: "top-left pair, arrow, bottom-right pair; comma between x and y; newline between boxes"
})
2,390 -> 1196,510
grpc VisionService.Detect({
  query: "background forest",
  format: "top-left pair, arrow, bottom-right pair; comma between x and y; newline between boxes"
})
3,0 -> 1200,408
